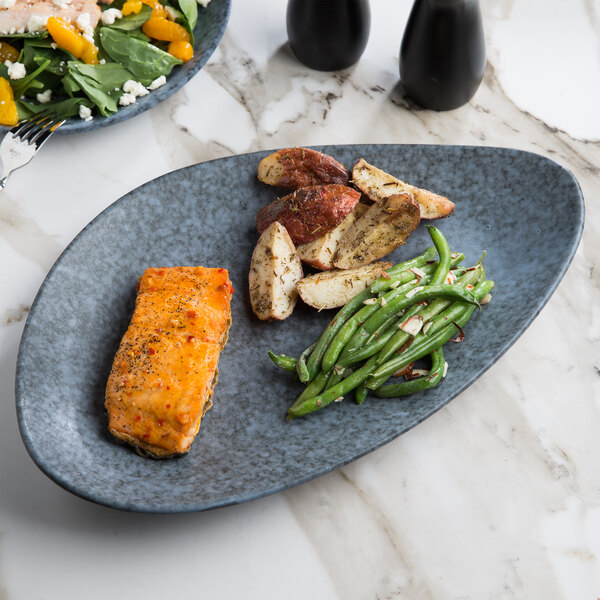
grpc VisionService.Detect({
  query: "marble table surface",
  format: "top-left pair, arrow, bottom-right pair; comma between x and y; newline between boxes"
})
1,0 -> 599,597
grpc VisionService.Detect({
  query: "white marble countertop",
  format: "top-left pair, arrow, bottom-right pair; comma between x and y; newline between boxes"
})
1,0 -> 599,597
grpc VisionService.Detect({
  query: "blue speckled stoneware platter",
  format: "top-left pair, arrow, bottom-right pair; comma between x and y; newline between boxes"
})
15,145 -> 584,512
4,0 -> 230,135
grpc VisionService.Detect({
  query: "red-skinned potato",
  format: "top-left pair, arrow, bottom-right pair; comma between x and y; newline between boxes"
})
297,261 -> 393,310
249,222 -> 303,321
296,203 -> 369,270
257,147 -> 350,189
352,159 -> 455,220
333,192 -> 421,269
256,184 -> 361,245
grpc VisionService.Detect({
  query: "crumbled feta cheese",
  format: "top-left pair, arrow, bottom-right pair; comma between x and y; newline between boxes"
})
16,27 -> 24,34
36,89 -> 52,104
52,0 -> 71,8
122,79 -> 149,98
164,5 -> 178,20
75,13 -> 94,43
79,104 -> 93,122
101,8 -> 123,25
50,42 -> 58,49
119,92 -> 136,106
99,58 -> 106,64
147,75 -> 166,90
27,14 -> 48,32
0,0 -> 16,9
76,12 -> 91,30
5,61 -> 26,80
197,0 -> 211,5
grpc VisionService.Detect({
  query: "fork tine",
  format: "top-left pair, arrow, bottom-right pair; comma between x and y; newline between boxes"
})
17,115 -> 52,143
29,118 -> 65,148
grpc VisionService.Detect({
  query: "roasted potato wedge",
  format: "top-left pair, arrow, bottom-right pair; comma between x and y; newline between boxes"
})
297,262 -> 393,310
333,192 -> 420,269
249,222 -> 303,321
258,147 -> 350,189
256,184 -> 361,245
352,158 -> 455,220
296,203 -> 369,270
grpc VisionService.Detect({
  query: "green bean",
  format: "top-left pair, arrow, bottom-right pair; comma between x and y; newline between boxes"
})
288,356 -> 380,418
320,279 -> 422,373
337,322 -> 398,368
376,265 -> 485,364
305,288 -> 373,381
370,246 -> 437,293
355,384 -> 368,405
341,283 -> 480,363
296,343 -> 316,383
325,367 -> 346,390
343,275 -> 432,356
367,279 -> 494,388
422,277 -> 492,338
374,348 -> 446,398
366,305 -> 476,389
267,351 -> 297,372
287,369 -> 332,416
371,252 -> 465,295
426,225 -> 451,286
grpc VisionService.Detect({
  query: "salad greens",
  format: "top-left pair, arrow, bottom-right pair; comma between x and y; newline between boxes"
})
0,0 -> 200,122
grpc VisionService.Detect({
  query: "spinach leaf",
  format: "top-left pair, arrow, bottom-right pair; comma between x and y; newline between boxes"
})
99,28 -> 181,83
18,96 -> 94,119
12,58 -> 51,97
23,43 -> 70,76
125,29 -> 151,42
0,31 -> 48,40
67,68 -> 118,116
62,73 -> 81,96
107,4 -> 152,31
176,0 -> 197,31
69,61 -> 136,91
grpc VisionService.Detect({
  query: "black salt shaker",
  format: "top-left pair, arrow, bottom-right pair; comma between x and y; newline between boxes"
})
400,0 -> 486,110
287,0 -> 371,71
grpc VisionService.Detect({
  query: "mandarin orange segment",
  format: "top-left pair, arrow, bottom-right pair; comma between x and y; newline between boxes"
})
121,0 -> 143,14
0,42 -> 19,63
0,77 -> 18,126
140,0 -> 166,18
142,16 -> 190,42
47,16 -> 98,65
167,40 -> 193,62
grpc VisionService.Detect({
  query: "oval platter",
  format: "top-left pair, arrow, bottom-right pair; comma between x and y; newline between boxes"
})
15,144 -> 584,512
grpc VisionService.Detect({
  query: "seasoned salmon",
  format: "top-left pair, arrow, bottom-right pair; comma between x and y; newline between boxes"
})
0,0 -> 101,34
105,266 -> 234,458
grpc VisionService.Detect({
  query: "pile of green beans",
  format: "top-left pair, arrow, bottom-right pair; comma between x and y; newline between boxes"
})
266,226 -> 494,419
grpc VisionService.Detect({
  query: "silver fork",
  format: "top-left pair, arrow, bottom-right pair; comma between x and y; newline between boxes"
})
0,115 -> 66,189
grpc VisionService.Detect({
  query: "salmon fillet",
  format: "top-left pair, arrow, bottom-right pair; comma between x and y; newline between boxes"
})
105,266 -> 234,458
0,0 -> 101,34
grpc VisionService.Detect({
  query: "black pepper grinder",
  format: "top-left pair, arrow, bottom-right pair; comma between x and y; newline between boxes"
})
286,0 -> 371,71
399,0 -> 486,110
